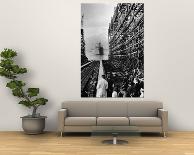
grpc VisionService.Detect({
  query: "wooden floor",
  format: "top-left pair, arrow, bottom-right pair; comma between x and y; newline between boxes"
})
1,132 -> 194,155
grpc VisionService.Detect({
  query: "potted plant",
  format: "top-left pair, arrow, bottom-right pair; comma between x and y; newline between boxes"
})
0,48 -> 48,134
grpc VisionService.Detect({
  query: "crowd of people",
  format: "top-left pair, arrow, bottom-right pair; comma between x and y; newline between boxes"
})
96,69 -> 144,98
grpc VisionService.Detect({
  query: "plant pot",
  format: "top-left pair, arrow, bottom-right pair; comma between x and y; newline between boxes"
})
21,116 -> 47,134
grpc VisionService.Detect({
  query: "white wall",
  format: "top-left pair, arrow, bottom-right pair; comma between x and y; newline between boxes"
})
0,0 -> 194,131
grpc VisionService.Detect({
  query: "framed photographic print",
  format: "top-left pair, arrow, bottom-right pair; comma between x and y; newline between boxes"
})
81,3 -> 144,98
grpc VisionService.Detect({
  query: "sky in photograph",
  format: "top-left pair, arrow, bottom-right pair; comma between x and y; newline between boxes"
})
81,3 -> 116,60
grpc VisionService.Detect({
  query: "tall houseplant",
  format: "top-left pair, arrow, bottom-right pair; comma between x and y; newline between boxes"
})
0,48 -> 48,134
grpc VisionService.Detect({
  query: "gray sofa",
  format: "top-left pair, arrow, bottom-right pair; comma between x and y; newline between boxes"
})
58,101 -> 168,137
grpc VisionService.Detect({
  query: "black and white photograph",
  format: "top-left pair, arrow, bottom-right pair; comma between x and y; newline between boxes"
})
81,3 -> 144,98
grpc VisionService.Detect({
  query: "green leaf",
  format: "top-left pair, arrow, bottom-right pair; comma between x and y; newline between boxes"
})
0,49 -> 17,59
12,65 -> 27,74
6,80 -> 25,89
27,88 -> 39,97
0,68 -> 15,79
18,100 -> 32,108
0,67 -> 5,74
18,68 -> 27,74
12,88 -> 24,97
31,98 -> 48,106
11,65 -> 20,73
0,59 -> 14,69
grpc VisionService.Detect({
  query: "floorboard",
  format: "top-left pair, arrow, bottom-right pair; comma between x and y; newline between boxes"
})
0,132 -> 194,155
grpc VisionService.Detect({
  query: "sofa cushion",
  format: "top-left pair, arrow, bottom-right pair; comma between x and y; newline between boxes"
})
62,101 -> 97,117
97,102 -> 128,117
129,117 -> 162,126
127,101 -> 163,117
65,117 -> 96,126
97,117 -> 129,126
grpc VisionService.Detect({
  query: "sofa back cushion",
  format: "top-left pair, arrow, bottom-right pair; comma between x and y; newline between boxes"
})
127,101 -> 163,117
62,101 -> 97,117
61,101 -> 163,117
97,102 -> 128,117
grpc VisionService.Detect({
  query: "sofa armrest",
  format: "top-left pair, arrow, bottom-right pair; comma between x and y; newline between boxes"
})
158,109 -> 168,132
58,109 -> 68,132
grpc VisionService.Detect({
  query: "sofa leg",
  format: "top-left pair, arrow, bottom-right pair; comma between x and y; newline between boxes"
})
163,132 -> 166,138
